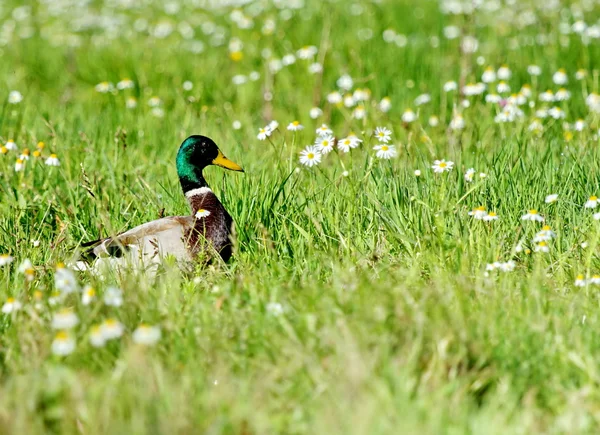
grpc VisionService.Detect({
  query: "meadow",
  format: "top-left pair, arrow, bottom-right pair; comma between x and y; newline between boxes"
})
1,0 -> 600,433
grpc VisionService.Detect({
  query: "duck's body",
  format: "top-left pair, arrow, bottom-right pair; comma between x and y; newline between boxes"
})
78,135 -> 243,274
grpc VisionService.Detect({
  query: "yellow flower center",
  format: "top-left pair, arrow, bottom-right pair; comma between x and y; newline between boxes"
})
488,212 -> 497,216
590,196 -> 598,201
55,331 -> 69,340
538,241 -> 547,247
86,288 -> 95,296
542,225 -> 550,231
307,153 -> 314,159
381,146 -> 389,151
577,274 -> 584,280
37,142 -> 45,149
6,297 -> 14,303
229,51 -> 243,61
293,121 -> 299,126
529,209 -> 538,214
439,162 -> 447,168
50,154 -> 57,159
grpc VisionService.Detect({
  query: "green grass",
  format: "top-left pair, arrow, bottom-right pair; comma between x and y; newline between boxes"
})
1,0 -> 600,433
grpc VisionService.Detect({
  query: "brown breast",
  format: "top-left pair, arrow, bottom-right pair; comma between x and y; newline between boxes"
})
185,190 -> 233,262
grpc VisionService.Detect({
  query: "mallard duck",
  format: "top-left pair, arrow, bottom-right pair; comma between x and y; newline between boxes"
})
77,135 -> 243,273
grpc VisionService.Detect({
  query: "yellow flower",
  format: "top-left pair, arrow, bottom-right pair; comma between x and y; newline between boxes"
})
229,51 -> 243,62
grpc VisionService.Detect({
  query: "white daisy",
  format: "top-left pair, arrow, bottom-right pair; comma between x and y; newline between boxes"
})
104,287 -> 123,307
266,302 -> 284,316
379,97 -> 392,112
431,159 -> 454,173
443,81 -> 457,92
95,82 -> 113,93
116,79 -> 134,90
481,67 -> 496,83
497,65 -> 512,80
527,65 -> 542,76
521,209 -> 544,222
373,144 -> 397,159
374,127 -> 392,143
585,195 -> 599,208
89,326 -> 106,348
52,331 -> 76,356
554,89 -> 571,101
315,135 -> 335,154
336,74 -> 353,90
545,194 -> 558,203
548,107 -> 565,119
401,109 -> 417,123
132,324 -> 161,345
126,97 -> 137,109
299,146 -> 322,167
195,209 -> 211,218
51,309 -> 79,330
352,105 -> 366,119
464,168 -> 476,182
414,94 -> 431,106
14,159 -> 24,172
8,90 -> 23,104
553,69 -> 568,85
0,254 -> 13,267
468,206 -> 487,219
326,91 -> 342,104
590,275 -> 600,285
101,318 -> 125,340
449,115 -> 465,130
1,298 -> 22,314
257,127 -> 272,141
55,266 -> 79,294
533,225 -> 556,242
82,286 -> 96,305
315,124 -> 333,136
574,275 -> 587,287
287,121 -> 304,131
496,81 -> 510,93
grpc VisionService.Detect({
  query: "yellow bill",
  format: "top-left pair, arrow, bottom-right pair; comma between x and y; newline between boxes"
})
212,150 -> 244,172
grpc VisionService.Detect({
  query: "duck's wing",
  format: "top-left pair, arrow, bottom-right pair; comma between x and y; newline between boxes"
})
80,216 -> 197,263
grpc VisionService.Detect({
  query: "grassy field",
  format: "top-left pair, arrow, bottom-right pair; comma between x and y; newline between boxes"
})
2,0 -> 600,433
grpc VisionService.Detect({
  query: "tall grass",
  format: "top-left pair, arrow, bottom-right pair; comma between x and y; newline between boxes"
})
0,0 -> 600,433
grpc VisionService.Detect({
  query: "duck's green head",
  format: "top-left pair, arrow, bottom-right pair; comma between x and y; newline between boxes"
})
177,135 -> 243,191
